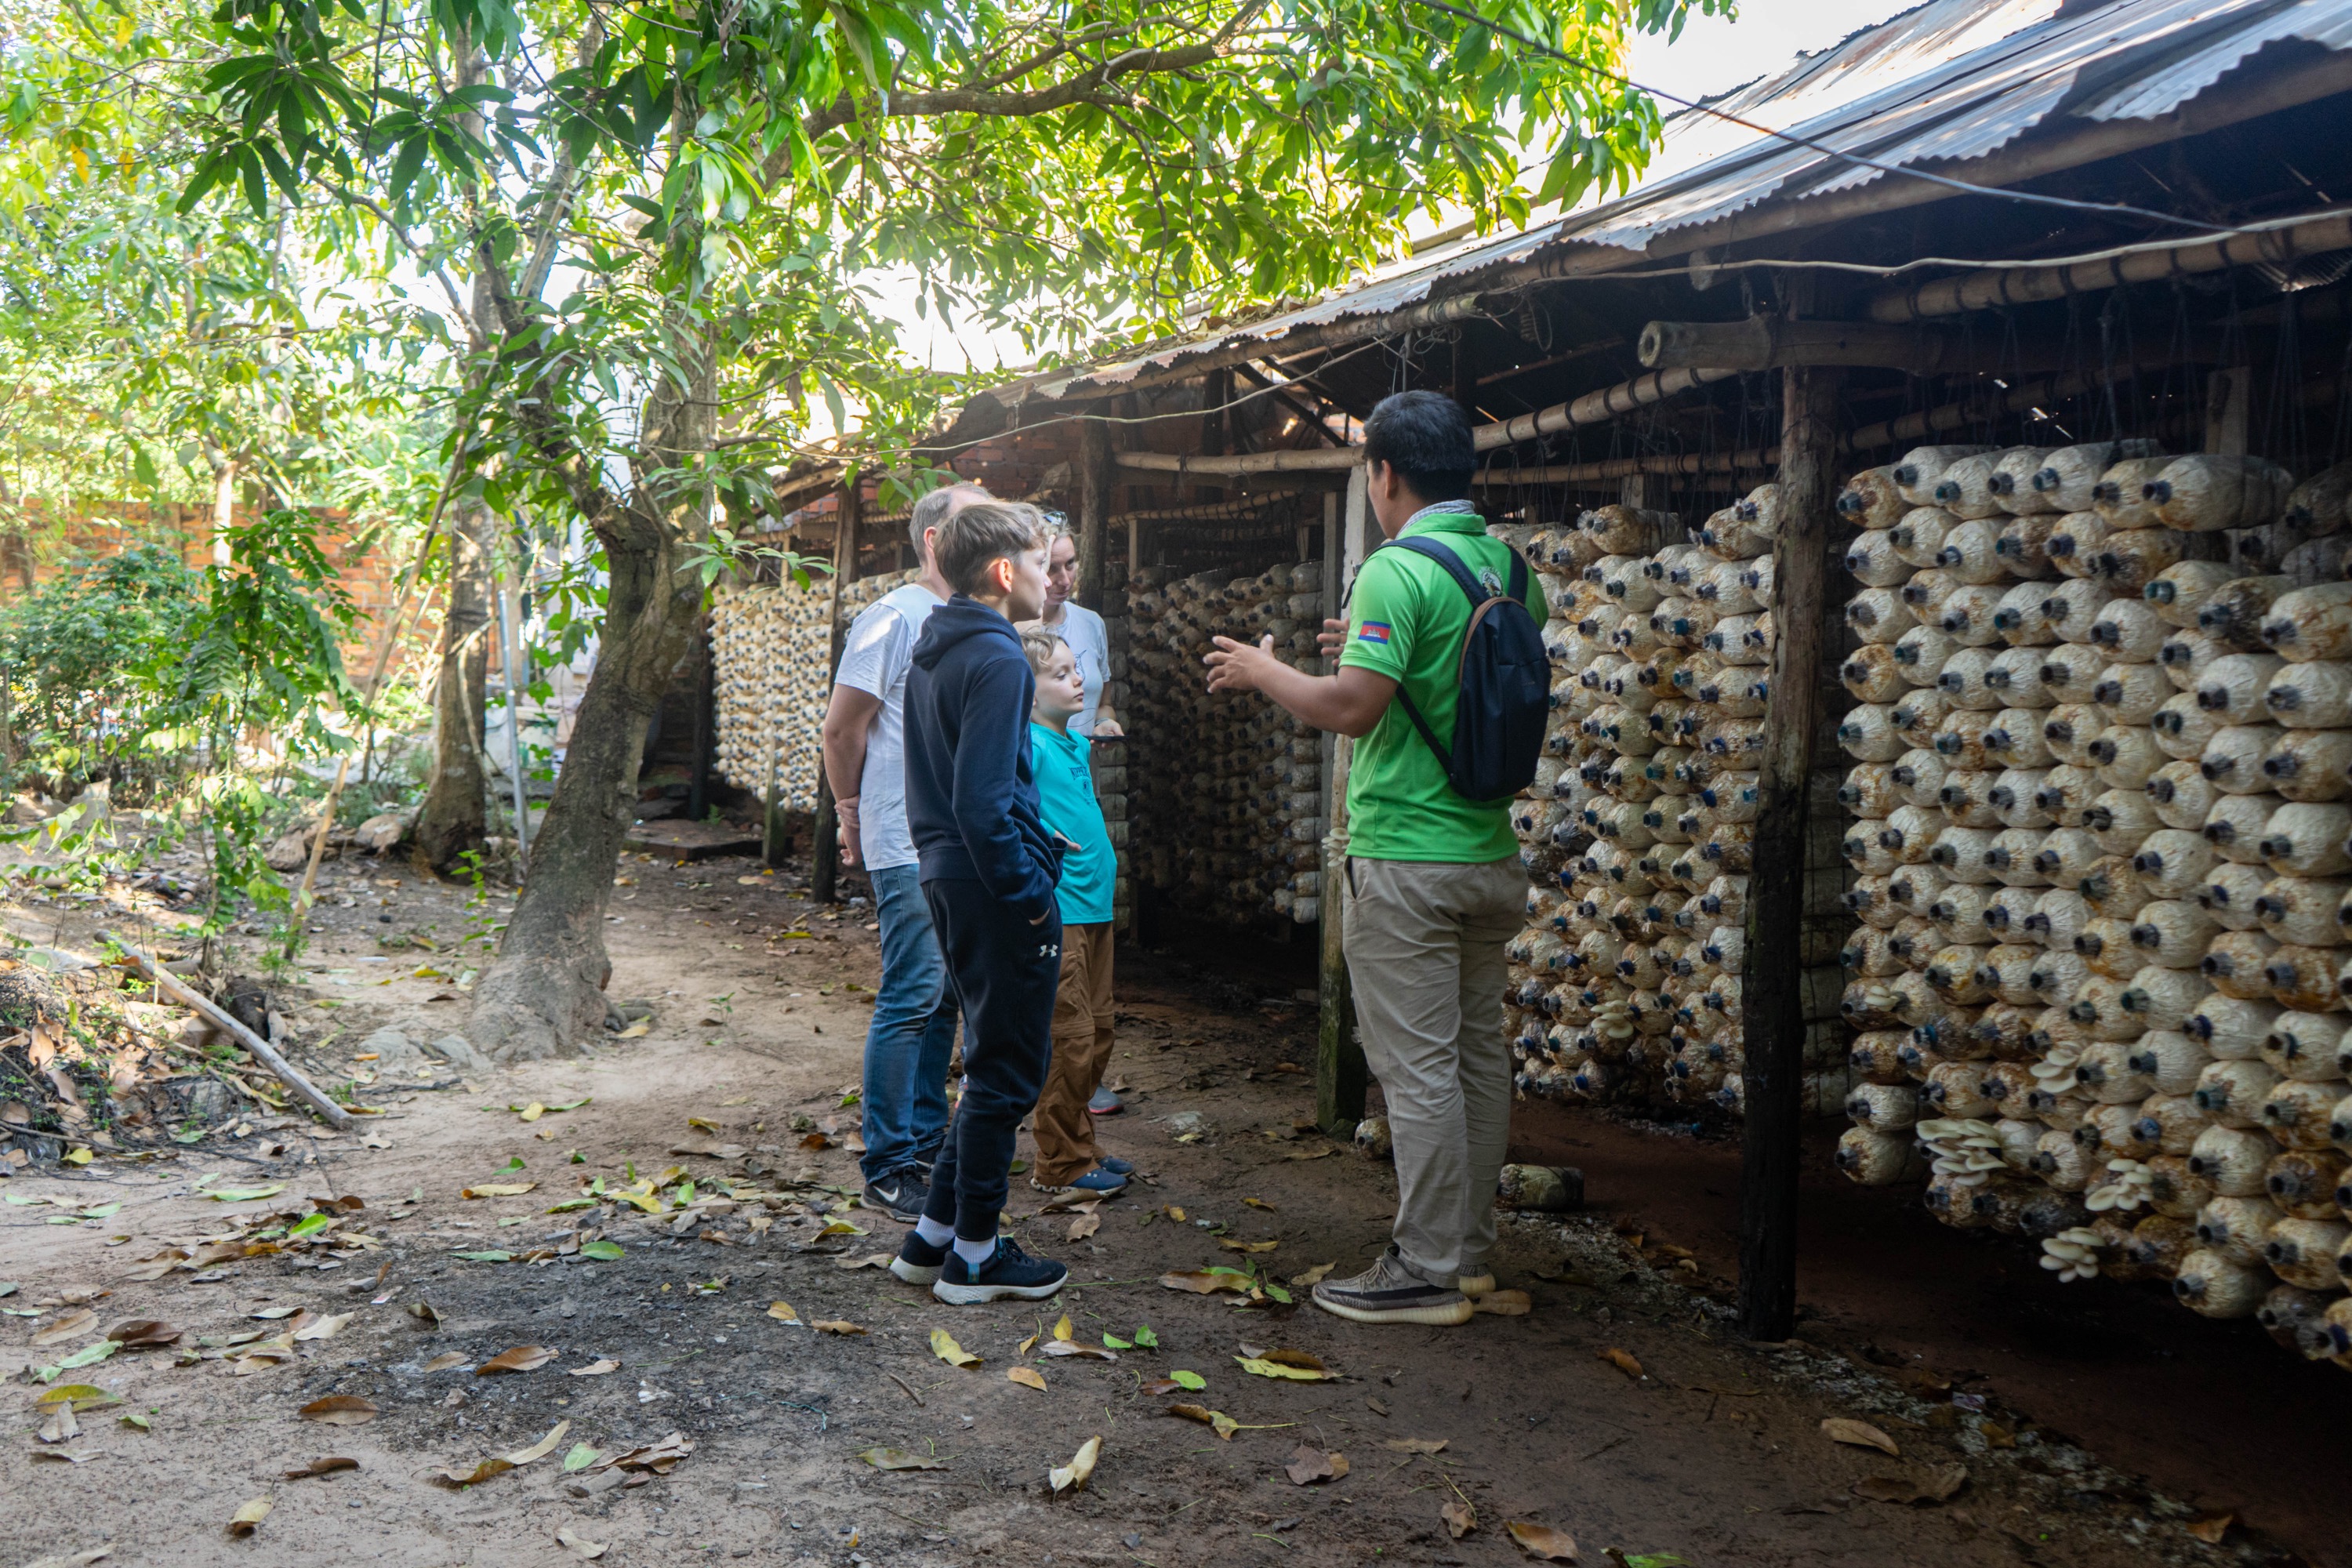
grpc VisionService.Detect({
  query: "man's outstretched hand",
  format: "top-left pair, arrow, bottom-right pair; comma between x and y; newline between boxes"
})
1203,633 -> 1282,694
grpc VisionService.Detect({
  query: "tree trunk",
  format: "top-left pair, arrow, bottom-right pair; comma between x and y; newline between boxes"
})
462,308 -> 718,1062
414,498 -> 495,872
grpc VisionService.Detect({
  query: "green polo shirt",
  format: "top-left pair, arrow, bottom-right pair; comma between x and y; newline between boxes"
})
1338,507 -> 1548,862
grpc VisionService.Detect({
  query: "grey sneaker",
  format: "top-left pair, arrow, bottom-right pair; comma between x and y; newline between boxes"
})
1312,1247 -> 1474,1327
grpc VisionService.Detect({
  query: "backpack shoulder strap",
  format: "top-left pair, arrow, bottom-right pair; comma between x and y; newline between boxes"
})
1381,534 -> 1486,610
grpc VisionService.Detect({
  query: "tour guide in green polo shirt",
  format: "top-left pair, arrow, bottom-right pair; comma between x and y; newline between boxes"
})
1203,390 -> 1546,1327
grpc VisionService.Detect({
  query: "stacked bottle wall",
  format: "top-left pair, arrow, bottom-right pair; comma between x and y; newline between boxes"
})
1123,561 -> 1327,924
710,571 -> 910,813
1831,439 -> 2352,1363
1501,498 -> 1856,1118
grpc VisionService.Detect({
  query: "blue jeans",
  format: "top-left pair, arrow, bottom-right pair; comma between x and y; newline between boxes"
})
859,863 -> 960,1182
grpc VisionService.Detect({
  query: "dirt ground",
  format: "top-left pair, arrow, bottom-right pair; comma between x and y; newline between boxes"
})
0,849 -> 2296,1568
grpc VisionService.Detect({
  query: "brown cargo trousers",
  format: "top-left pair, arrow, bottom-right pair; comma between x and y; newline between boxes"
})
1031,920 -> 1116,1186
1343,855 -> 1524,1286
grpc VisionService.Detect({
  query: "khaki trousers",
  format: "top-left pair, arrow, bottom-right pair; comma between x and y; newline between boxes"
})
1032,921 -> 1116,1185
1343,856 -> 1524,1285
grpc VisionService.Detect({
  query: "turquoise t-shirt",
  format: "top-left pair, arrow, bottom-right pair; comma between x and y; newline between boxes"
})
1030,723 -> 1116,924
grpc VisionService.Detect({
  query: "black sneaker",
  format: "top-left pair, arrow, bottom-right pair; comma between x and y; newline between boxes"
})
931,1237 -> 1069,1305
862,1169 -> 930,1224
890,1230 -> 948,1287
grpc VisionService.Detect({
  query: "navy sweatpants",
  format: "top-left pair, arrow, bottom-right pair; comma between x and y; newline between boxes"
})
919,877 -> 1062,1242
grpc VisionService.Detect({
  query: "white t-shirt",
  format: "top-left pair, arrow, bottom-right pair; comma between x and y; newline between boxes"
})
832,582 -> 947,870
1045,601 -> 1111,738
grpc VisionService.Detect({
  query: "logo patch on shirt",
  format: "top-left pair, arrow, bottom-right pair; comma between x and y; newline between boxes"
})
1357,621 -> 1392,644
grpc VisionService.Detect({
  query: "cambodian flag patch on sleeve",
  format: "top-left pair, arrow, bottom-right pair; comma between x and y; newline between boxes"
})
1357,621 -> 1392,644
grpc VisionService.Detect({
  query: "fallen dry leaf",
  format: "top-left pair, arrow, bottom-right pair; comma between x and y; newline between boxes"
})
36,1405 -> 78,1443
1443,1497 -> 1478,1538
1167,1401 -> 1242,1439
31,1309 -> 98,1347
1505,1520 -> 1577,1561
1385,1438 -> 1449,1454
225,1497 -> 272,1538
930,1329 -> 980,1367
298,1396 -> 378,1426
1820,1417 -> 1900,1457
1040,1341 -> 1117,1361
459,1182 -> 535,1199
811,1319 -> 866,1335
502,1420 -> 572,1466
408,1301 -> 442,1327
568,1359 -> 620,1377
1053,1313 -> 1073,1341
1243,1197 -> 1276,1211
1238,1356 -> 1330,1381
427,1456 -> 516,1489
593,1432 -> 694,1474
858,1446 -> 946,1471
104,1319 -> 181,1350
554,1524 -> 608,1559
292,1312 -> 353,1342
281,1457 -> 359,1481
1978,1420 -> 2016,1450
1473,1290 -> 1533,1316
1283,1445 -> 1348,1485
1007,1367 -> 1047,1392
1068,1212 -> 1101,1241
1217,1238 -> 1279,1254
1289,1261 -> 1337,1288
1599,1348 -> 1645,1381
1049,1434 -> 1102,1494
2185,1512 -> 2234,1545
477,1345 -> 555,1376
422,1352 -> 466,1373
765,1301 -> 800,1324
28,1450 -> 102,1465
1159,1270 -> 1251,1295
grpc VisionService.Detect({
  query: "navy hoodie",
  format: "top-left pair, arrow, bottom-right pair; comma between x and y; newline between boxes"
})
904,595 -> 1062,920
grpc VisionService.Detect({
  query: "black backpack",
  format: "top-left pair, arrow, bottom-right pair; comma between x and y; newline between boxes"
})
1356,533 -> 1549,803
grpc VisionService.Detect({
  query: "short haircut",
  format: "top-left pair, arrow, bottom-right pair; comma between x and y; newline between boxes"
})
1363,390 -> 1475,501
1018,628 -> 1067,675
910,481 -> 988,556
934,500 -> 1047,594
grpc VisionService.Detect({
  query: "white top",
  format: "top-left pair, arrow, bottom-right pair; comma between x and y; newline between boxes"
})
1044,601 -> 1110,737
832,582 -> 948,870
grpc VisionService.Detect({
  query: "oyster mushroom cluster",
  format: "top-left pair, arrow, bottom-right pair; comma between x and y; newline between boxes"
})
1835,437 -> 2352,1362
1123,561 -> 1325,924
711,570 -> 911,813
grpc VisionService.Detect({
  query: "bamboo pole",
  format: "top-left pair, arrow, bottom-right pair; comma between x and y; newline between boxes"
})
104,932 -> 354,1129
1316,472 -> 1370,1136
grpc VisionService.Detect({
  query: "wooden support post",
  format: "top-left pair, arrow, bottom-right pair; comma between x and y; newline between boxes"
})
1079,408 -> 1113,610
1317,474 -> 1370,1135
809,483 -> 859,895
685,608 -> 715,826
1737,361 -> 1841,1341
2205,365 -> 2252,456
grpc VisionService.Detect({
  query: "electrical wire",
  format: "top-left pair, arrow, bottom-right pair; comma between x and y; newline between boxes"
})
1410,0 -> 2251,237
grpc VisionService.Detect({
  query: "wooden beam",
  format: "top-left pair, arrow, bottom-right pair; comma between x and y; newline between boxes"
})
1078,409 -> 1114,611
1317,472 -> 1370,1136
1639,316 -> 1958,372
808,482 -> 858,893
1737,359 -> 1839,1341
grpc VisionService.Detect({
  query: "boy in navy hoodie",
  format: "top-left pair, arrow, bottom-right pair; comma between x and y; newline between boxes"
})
888,500 -> 1071,1304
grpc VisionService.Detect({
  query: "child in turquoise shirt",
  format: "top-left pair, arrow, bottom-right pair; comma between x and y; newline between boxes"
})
1019,630 -> 1126,1193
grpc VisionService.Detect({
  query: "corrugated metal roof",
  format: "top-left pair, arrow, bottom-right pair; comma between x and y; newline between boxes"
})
1014,0 -> 2352,401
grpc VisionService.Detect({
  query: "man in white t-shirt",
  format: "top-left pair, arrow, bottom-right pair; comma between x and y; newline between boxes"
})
822,482 -> 986,1220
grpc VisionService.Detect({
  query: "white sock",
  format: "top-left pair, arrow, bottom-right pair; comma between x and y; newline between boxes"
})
953,1235 -> 997,1269
915,1216 -> 954,1248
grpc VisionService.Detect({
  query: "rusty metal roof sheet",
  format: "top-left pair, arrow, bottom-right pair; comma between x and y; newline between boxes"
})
1013,0 -> 2352,401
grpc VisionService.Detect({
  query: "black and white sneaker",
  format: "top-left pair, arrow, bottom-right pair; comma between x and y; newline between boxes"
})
890,1230 -> 948,1287
931,1237 -> 1069,1305
862,1169 -> 930,1224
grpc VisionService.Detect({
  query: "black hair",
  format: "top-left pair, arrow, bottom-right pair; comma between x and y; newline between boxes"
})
1362,390 -> 1475,501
